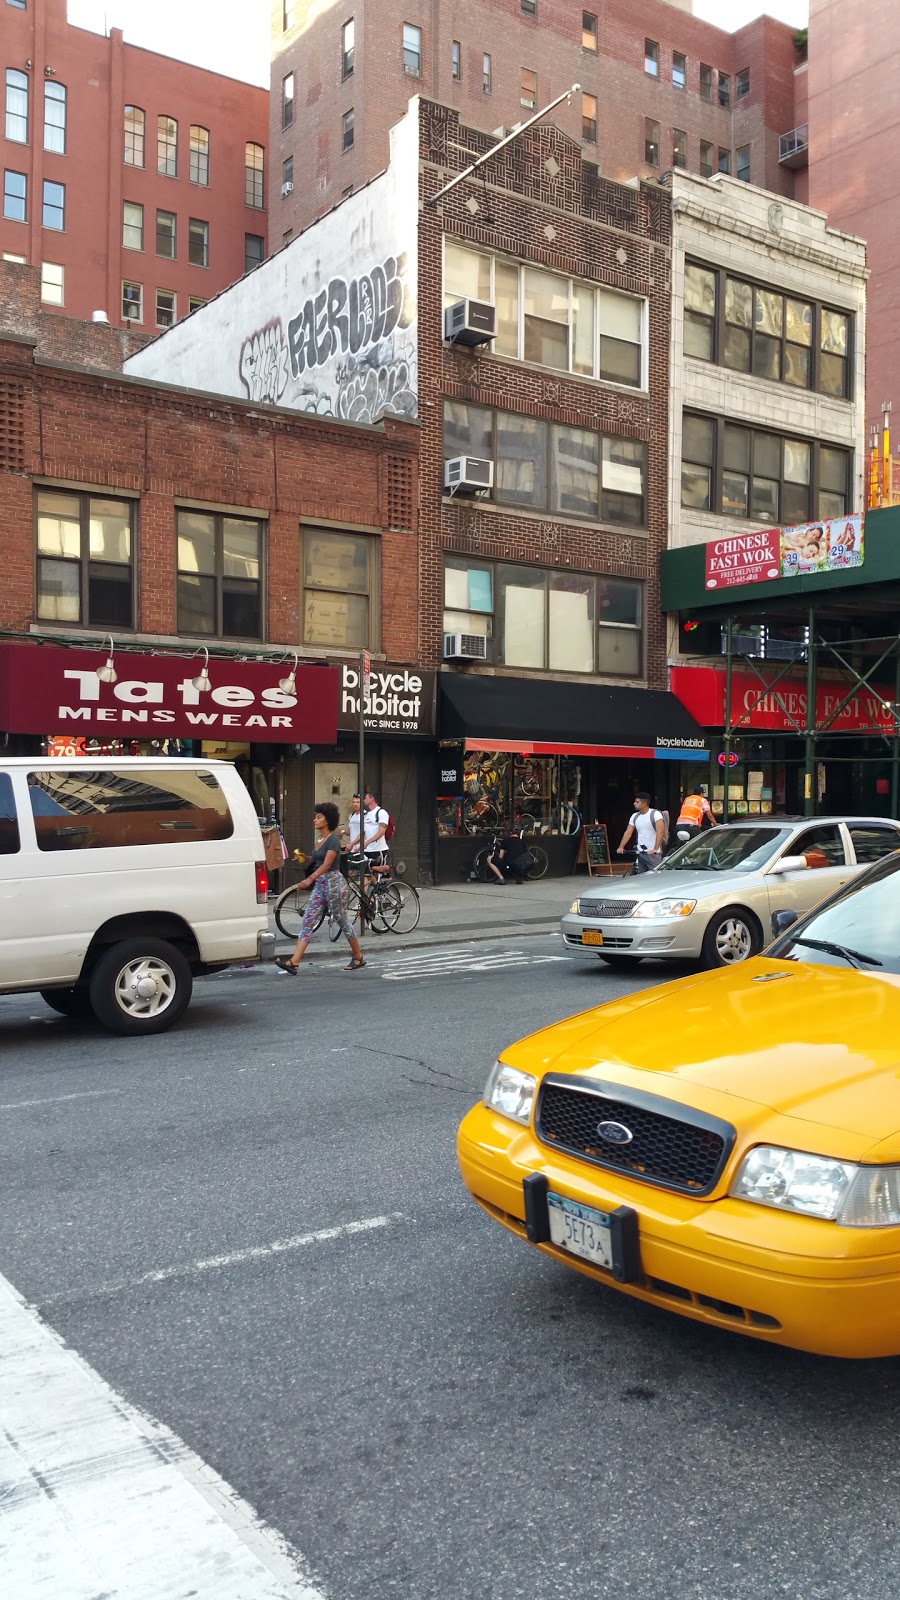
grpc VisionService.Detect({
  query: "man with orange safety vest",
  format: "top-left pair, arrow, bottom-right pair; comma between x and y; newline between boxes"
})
674,787 -> 717,844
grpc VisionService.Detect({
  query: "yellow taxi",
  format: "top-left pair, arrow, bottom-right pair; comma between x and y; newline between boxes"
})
457,852 -> 900,1358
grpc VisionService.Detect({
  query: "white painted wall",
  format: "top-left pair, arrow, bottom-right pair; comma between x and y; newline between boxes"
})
125,106 -> 419,426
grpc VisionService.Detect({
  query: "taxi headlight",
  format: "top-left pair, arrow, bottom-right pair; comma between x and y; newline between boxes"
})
483,1060 -> 537,1126
729,1144 -> 900,1225
632,898 -> 697,919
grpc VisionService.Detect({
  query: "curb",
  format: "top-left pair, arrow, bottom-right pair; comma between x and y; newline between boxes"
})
272,919 -> 559,958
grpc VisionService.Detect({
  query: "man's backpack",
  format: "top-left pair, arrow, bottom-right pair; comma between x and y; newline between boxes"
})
384,813 -> 395,843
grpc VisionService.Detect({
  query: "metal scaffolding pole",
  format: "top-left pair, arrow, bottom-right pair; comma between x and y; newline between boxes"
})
723,617 -> 733,824
892,653 -> 900,819
803,607 -> 816,817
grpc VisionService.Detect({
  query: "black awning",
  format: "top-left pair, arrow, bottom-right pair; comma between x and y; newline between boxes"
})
438,672 -> 708,751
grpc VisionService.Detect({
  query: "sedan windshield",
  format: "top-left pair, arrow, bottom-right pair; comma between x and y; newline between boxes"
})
658,826 -> 792,874
770,854 -> 900,975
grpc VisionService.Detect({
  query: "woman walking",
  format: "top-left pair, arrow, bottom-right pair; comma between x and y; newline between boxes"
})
276,802 -> 366,973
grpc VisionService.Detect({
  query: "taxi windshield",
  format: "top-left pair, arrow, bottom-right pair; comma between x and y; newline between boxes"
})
770,854 -> 900,974
659,825 -> 792,874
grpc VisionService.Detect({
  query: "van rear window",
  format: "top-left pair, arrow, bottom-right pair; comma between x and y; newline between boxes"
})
0,773 -> 19,855
27,768 -> 234,851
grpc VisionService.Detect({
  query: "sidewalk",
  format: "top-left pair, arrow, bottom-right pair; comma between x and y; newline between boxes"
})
269,875 -> 587,954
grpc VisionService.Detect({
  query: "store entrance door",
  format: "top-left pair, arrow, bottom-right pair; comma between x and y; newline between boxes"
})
313,761 -> 359,825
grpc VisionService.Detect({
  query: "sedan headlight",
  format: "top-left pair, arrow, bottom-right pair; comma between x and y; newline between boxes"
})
731,1145 -> 900,1226
483,1059 -> 537,1126
632,898 -> 697,919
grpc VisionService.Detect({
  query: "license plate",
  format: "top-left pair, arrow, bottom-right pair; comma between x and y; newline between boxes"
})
581,929 -> 604,946
547,1193 -> 613,1270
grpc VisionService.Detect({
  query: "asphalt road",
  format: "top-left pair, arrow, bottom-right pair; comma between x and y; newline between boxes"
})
1,935 -> 899,1600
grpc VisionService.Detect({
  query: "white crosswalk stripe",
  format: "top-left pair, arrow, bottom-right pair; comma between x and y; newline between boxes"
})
381,948 -> 568,981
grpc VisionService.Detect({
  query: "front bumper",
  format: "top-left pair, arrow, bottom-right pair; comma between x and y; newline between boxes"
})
559,910 -> 705,960
457,1103 -> 900,1359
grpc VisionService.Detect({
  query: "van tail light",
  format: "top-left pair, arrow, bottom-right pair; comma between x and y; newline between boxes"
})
255,860 -> 269,903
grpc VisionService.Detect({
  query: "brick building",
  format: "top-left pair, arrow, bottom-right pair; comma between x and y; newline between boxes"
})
0,258 -> 423,873
1,0 -> 268,328
272,0 -> 804,234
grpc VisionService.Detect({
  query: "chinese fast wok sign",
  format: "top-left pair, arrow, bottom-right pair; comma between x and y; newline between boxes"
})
704,515 -> 864,591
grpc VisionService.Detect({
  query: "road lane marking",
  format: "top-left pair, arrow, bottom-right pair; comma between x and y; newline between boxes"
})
381,950 -> 569,981
0,1271 -> 326,1600
0,1090 -> 120,1111
41,1214 -> 404,1305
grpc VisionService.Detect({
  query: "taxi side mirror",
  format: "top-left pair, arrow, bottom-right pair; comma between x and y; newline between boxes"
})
771,908 -> 799,937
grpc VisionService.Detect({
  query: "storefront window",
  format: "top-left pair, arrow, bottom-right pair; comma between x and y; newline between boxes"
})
436,751 -> 584,838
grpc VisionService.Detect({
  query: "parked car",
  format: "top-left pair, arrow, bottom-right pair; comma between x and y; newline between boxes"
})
0,758 -> 275,1035
560,815 -> 900,969
460,851 -> 900,1359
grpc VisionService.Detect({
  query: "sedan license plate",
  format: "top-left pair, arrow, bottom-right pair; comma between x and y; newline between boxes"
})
547,1193 -> 613,1270
581,929 -> 604,946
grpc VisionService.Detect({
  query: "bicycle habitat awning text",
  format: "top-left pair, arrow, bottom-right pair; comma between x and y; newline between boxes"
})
439,674 -> 708,761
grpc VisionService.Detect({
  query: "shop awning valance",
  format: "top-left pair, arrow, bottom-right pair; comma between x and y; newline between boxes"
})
438,673 -> 708,759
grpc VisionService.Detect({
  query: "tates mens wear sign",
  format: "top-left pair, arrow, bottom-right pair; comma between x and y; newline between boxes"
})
0,644 -> 339,744
339,664 -> 435,736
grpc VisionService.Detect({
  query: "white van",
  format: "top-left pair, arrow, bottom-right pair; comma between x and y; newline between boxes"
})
0,758 -> 275,1036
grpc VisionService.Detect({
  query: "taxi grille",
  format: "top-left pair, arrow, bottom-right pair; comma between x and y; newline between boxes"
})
536,1080 -> 733,1196
577,898 -> 637,918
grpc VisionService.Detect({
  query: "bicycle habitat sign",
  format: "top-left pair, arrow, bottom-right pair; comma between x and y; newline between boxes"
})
339,664 -> 435,736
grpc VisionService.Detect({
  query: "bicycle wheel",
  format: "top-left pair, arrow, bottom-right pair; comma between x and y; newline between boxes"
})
343,881 -> 364,931
472,845 -> 493,882
526,844 -> 549,880
275,885 -> 322,939
379,882 -> 421,934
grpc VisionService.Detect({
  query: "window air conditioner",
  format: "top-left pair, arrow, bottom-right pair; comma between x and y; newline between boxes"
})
443,297 -> 496,347
444,632 -> 488,661
281,180 -> 294,195
444,455 -> 493,494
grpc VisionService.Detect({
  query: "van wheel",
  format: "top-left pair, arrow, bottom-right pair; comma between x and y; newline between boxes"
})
88,938 -> 192,1036
40,987 -> 93,1019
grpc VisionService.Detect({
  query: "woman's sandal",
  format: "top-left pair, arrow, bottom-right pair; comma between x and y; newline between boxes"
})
344,957 -> 367,971
275,956 -> 300,974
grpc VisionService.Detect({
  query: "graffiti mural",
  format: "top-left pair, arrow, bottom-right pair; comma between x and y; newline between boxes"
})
239,319 -> 290,405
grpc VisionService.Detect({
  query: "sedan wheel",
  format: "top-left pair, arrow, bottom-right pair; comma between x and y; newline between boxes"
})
702,909 -> 759,969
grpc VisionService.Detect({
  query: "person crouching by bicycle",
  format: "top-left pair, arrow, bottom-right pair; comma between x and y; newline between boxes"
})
487,831 -> 530,886
617,793 -> 665,874
276,803 -> 366,974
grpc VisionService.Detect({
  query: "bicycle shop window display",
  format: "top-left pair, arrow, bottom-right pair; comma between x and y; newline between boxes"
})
436,752 -> 583,839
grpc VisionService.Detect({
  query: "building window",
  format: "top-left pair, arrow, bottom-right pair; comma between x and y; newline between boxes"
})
156,288 -> 176,328
582,12 -> 598,51
189,296 -> 206,312
156,208 -> 176,258
444,240 -> 647,387
644,118 -> 660,167
699,140 -> 714,178
2,251 -> 26,261
283,229 -> 292,246
42,178 -> 64,230
40,262 -> 64,305
302,528 -> 375,649
736,144 -> 751,182
521,0 -> 536,12
403,23 -> 422,76
451,40 -> 461,81
736,67 -> 750,99
718,147 -> 731,174
190,125 -> 210,186
342,108 -> 355,151
444,402 -> 648,528
282,72 -> 294,128
700,63 -> 713,102
3,169 -> 26,221
245,233 -> 264,273
7,0 -> 27,8
283,155 -> 294,189
682,261 -> 852,399
718,71 -> 731,108
156,114 -> 178,177
582,93 -> 597,143
245,141 -> 264,207
121,281 -> 142,322
520,68 -> 537,109
122,200 -> 143,250
483,53 -> 492,93
177,510 -> 262,639
681,412 -> 850,524
36,489 -> 134,628
673,51 -> 686,90
124,105 -> 145,167
673,129 -> 686,169
6,68 -> 28,144
644,40 -> 659,77
283,0 -> 295,28
188,218 -> 209,267
342,18 -> 355,78
44,81 -> 67,154
443,555 -> 642,676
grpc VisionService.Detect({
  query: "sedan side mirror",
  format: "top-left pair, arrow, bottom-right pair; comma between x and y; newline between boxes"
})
771,908 -> 799,937
769,854 -> 809,876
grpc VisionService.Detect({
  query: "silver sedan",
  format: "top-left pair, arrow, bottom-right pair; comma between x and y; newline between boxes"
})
560,816 -> 900,969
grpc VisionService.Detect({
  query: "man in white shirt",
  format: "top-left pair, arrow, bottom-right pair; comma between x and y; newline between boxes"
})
363,788 -> 390,865
617,792 -> 666,874
344,794 -> 363,853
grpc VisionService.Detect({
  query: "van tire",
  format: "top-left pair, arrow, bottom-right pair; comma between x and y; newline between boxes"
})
40,987 -> 93,1019
88,937 -> 192,1036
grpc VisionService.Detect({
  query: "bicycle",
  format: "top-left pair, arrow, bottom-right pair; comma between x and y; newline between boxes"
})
470,835 -> 549,882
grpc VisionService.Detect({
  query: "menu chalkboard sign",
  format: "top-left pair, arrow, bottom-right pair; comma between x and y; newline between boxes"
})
582,824 -> 611,876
